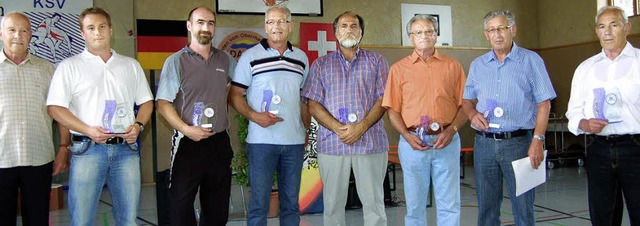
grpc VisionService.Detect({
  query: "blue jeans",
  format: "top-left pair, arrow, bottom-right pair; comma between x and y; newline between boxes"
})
246,143 -> 304,226
586,135 -> 640,226
68,140 -> 141,226
474,132 -> 535,226
398,133 -> 460,226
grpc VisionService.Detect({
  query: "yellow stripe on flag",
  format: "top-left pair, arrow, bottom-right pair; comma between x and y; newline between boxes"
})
137,52 -> 174,70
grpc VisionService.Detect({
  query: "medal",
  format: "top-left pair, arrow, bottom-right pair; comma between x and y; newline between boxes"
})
348,113 -> 358,123
494,107 -> 504,118
204,108 -> 215,118
272,95 -> 282,104
429,122 -> 440,131
605,93 -> 617,105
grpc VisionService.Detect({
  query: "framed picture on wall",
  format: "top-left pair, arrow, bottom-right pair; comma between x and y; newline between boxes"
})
216,0 -> 323,16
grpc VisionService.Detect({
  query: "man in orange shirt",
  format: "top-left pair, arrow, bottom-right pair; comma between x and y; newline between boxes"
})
382,15 -> 467,226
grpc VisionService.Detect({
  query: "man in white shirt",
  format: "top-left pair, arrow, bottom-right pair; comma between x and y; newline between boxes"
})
0,12 -> 70,226
46,7 -> 153,226
566,6 -> 640,226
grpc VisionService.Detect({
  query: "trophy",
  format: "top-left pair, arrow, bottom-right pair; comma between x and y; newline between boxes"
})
193,102 -> 217,128
102,100 -> 133,134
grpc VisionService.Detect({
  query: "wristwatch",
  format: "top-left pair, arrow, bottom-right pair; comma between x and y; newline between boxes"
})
135,121 -> 144,132
533,135 -> 545,141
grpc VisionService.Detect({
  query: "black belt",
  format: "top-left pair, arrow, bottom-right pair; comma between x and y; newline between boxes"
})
72,135 -> 126,144
476,129 -> 531,140
593,134 -> 639,142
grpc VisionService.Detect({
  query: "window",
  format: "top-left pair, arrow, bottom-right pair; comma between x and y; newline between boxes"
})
609,0 -> 639,17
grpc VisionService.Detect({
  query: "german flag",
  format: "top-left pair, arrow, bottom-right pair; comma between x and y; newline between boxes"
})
136,19 -> 188,70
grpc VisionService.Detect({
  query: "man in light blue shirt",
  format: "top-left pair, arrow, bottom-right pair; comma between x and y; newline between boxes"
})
228,5 -> 309,226
461,10 -> 556,226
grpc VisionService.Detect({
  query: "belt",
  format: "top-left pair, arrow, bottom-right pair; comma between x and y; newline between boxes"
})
72,135 -> 126,144
475,129 -> 531,140
407,126 -> 442,135
593,134 -> 639,142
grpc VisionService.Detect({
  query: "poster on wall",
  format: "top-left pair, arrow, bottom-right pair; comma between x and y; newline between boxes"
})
401,3 -> 453,47
0,0 -> 92,64
216,0 -> 322,16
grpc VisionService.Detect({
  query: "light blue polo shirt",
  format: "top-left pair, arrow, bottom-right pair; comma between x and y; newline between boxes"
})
232,39 -> 309,145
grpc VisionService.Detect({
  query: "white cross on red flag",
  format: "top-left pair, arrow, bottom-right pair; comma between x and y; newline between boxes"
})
299,22 -> 337,65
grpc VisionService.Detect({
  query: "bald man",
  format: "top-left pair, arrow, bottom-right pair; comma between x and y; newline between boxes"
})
0,12 -> 70,225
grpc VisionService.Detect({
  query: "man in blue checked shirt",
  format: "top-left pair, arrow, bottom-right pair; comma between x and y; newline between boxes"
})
301,11 -> 389,226
461,10 -> 556,226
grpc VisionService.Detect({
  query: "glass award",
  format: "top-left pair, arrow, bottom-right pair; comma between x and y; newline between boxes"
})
102,100 -> 133,134
192,102 -> 216,128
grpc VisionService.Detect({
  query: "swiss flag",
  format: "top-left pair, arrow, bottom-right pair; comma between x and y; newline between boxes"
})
299,22 -> 337,65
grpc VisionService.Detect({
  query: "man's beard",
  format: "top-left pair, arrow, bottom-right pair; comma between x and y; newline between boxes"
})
196,31 -> 212,45
338,33 -> 361,48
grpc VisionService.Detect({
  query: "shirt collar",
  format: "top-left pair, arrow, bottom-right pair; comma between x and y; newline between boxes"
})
410,49 -> 442,64
595,41 -> 636,62
81,48 -> 116,61
484,41 -> 521,63
182,45 -> 219,59
0,49 -> 33,65
259,38 -> 293,52
336,46 -> 361,62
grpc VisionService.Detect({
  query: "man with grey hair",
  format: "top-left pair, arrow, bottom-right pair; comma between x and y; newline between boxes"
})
229,5 -> 309,226
566,6 -> 640,225
302,11 -> 389,226
382,14 -> 467,226
0,12 -> 70,225
156,6 -> 235,225
462,10 -> 556,225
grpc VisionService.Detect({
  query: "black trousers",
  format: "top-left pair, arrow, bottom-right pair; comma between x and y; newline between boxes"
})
0,162 -> 53,226
169,131 -> 233,226
586,135 -> 640,226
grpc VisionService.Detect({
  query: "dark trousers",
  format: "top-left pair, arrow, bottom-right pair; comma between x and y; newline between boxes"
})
169,131 -> 233,226
586,135 -> 640,226
0,162 -> 53,226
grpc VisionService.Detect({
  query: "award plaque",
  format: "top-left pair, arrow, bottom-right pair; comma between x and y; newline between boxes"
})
192,102 -> 217,128
102,100 -> 133,134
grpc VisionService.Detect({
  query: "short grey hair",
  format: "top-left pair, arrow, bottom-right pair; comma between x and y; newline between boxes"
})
265,5 -> 291,22
406,15 -> 438,37
596,6 -> 628,24
483,10 -> 516,29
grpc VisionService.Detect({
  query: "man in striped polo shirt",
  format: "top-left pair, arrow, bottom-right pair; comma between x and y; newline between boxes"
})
229,5 -> 309,226
461,10 -> 556,226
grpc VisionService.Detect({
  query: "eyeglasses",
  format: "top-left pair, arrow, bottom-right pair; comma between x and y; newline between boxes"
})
410,30 -> 436,37
265,19 -> 291,26
484,26 -> 512,34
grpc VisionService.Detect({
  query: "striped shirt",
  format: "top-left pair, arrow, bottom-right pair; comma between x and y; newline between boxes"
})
0,52 -> 55,168
232,39 -> 309,145
302,48 -> 389,155
463,43 -> 556,132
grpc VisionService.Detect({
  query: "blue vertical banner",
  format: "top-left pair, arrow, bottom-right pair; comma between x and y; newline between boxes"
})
0,0 -> 92,64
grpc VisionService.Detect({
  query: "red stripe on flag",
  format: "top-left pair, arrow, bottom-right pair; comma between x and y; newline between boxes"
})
137,36 -> 187,52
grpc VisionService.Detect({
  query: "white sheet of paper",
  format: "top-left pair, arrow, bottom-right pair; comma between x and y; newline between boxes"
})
512,150 -> 547,197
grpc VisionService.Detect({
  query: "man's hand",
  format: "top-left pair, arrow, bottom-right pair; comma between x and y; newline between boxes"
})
183,126 -> 215,141
402,132 -> 429,150
528,139 -> 545,169
121,124 -> 142,144
433,127 -> 456,149
580,118 -> 608,134
250,111 -> 283,128
85,126 -> 112,143
469,112 -> 489,131
52,146 -> 70,176
336,123 -> 367,144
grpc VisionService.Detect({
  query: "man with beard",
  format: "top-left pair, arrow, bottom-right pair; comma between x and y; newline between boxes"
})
382,15 -> 467,226
156,6 -> 236,226
229,5 -> 309,226
301,11 -> 389,226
